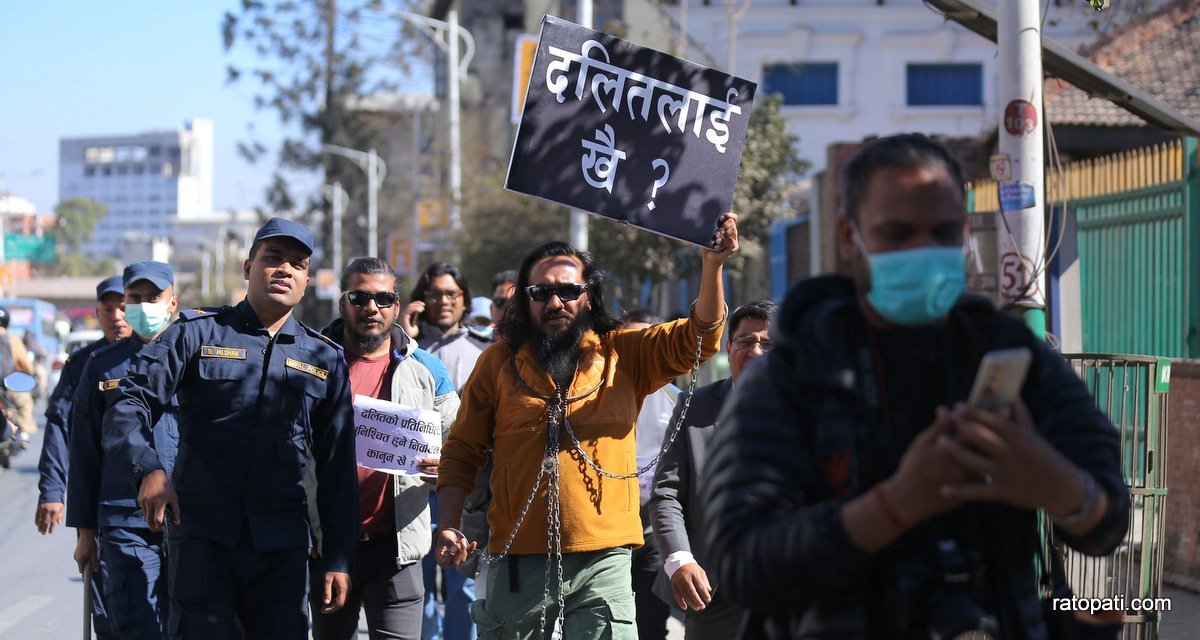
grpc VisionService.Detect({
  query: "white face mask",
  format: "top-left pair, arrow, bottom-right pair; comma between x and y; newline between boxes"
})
125,301 -> 173,338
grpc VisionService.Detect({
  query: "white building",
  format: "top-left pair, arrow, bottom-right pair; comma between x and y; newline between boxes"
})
58,118 -> 214,257
675,0 -> 1129,174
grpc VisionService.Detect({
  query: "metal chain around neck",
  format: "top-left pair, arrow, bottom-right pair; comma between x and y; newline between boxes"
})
475,332 -> 707,640
562,333 -> 705,481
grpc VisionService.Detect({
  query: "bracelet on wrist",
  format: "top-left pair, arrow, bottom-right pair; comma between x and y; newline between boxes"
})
1051,473 -> 1097,528
873,484 -> 907,532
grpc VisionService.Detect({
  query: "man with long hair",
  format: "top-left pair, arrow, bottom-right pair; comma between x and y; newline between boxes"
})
433,215 -> 738,639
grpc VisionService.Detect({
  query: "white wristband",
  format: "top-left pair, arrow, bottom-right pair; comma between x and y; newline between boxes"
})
664,550 -> 696,578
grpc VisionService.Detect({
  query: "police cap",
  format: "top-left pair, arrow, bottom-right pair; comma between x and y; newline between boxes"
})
96,275 -> 125,300
252,217 -> 314,256
123,261 -> 175,291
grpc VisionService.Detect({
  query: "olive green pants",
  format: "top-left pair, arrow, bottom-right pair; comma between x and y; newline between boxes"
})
470,547 -> 637,640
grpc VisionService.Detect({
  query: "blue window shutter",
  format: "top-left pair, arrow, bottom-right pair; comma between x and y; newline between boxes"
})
762,62 -> 838,106
906,64 -> 983,106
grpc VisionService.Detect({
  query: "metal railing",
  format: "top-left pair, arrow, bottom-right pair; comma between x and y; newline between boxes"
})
1058,354 -> 1170,640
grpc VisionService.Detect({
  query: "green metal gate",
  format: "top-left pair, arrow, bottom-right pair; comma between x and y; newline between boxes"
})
1073,140 -> 1200,358
1057,355 -> 1171,640
968,138 -> 1200,358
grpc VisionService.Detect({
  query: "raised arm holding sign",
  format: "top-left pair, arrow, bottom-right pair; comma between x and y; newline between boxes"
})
507,15 -> 756,248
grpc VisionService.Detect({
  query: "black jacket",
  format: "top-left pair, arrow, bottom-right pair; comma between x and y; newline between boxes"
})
700,276 -> 1130,639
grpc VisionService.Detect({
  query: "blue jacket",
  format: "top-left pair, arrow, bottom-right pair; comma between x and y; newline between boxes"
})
102,302 -> 359,572
66,336 -> 180,530
37,338 -> 110,504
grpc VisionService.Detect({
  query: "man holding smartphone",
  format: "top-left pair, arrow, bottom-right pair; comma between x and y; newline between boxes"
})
701,134 -> 1130,639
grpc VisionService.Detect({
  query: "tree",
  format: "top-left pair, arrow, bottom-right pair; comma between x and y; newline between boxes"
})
47,198 -> 115,277
221,0 -> 420,258
457,169 -> 571,292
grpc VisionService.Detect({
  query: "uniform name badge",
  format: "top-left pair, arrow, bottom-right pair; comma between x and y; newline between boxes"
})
200,345 -> 248,360
352,394 -> 441,476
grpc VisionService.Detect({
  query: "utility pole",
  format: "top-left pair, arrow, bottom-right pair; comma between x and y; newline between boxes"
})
570,0 -> 593,252
997,0 -> 1046,337
326,181 -> 347,318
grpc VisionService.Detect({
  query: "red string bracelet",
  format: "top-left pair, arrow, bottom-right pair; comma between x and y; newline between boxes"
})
873,484 -> 906,532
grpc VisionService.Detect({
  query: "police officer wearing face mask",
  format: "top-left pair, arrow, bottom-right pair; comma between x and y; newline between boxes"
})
66,261 -> 181,639
102,218 -> 359,639
700,134 -> 1130,640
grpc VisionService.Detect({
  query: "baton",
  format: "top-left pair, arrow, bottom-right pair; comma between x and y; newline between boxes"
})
83,565 -> 93,639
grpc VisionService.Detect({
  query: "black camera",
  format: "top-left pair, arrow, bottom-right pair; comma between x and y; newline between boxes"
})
926,538 -> 999,640
880,537 -> 999,639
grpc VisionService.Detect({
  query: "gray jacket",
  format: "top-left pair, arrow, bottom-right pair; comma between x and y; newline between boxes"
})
322,320 -> 461,567
648,378 -> 732,606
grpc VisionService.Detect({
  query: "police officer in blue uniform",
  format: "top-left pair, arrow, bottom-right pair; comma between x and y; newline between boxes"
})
35,274 -> 129,640
67,261 -> 182,639
102,218 -> 359,639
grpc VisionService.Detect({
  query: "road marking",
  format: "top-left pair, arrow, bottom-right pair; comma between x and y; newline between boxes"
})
0,595 -> 55,635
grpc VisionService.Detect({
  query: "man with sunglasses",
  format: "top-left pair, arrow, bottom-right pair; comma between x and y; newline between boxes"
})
102,218 -> 359,639
647,299 -> 775,639
310,256 -> 460,640
489,270 -> 516,331
433,214 -> 738,640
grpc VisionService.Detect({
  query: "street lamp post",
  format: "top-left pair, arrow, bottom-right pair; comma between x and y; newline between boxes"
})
324,181 -> 349,318
321,143 -> 387,258
376,7 -> 475,242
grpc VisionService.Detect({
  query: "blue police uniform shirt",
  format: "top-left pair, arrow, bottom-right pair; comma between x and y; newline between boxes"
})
66,336 -> 180,531
102,301 -> 359,572
38,338 -> 110,504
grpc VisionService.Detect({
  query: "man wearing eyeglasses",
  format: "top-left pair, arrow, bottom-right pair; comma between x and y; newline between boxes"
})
311,256 -> 460,640
647,299 -> 775,639
433,214 -> 738,640
401,262 -> 490,392
401,261 -> 488,640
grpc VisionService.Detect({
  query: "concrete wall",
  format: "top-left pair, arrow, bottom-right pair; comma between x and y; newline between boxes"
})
1164,360 -> 1200,587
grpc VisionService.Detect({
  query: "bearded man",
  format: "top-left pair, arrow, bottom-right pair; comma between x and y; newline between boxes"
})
433,215 -> 738,640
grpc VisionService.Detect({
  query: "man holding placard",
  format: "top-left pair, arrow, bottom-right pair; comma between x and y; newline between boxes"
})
313,256 -> 461,640
433,215 -> 737,640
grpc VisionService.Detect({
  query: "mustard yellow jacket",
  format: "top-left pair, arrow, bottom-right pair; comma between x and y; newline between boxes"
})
438,314 -> 722,555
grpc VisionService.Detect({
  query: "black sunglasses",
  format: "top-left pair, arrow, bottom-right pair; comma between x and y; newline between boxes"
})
492,296 -> 510,310
526,283 -> 589,303
342,289 -> 400,308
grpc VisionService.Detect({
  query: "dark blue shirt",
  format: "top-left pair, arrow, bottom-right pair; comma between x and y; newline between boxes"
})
66,336 -> 180,530
37,338 -> 110,504
102,301 -> 359,572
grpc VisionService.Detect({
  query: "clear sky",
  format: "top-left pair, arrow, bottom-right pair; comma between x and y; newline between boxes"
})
0,2 -> 427,215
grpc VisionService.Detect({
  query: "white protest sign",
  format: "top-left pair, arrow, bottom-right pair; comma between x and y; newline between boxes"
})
352,394 -> 442,475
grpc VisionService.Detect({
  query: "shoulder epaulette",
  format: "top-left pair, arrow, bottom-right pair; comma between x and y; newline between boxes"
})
297,320 -> 343,351
178,306 -> 230,322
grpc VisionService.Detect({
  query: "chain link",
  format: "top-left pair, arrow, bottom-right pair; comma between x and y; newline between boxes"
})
561,334 -> 704,481
469,331 -> 708,640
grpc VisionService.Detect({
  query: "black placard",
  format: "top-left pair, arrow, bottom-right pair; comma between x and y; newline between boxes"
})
506,16 -> 757,247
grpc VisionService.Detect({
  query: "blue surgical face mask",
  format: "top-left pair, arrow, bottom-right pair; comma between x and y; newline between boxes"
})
854,229 -> 967,327
125,301 -> 173,339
